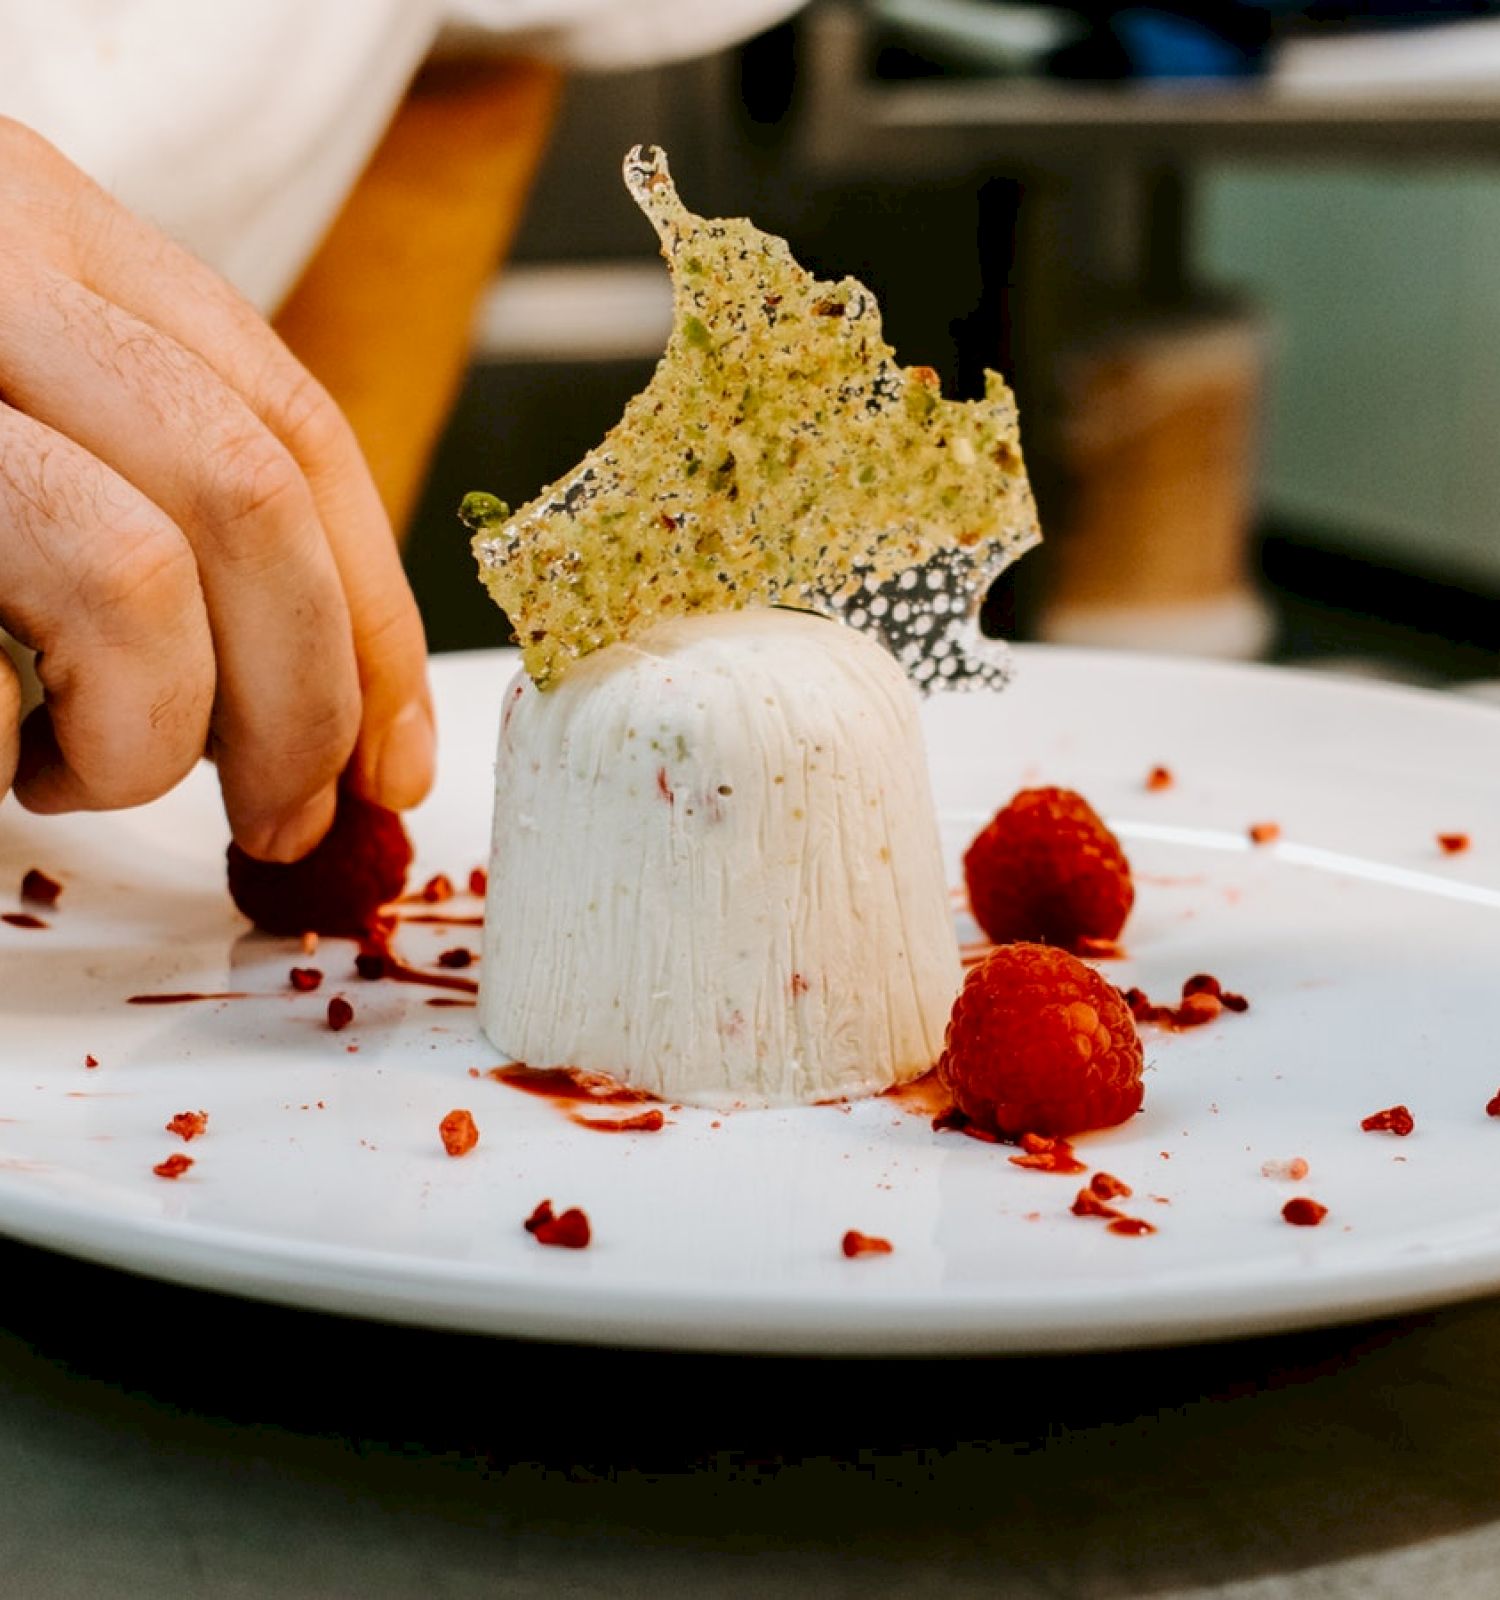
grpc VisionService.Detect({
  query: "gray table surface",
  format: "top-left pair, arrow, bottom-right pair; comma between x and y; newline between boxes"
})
4,1235 -> 1500,1599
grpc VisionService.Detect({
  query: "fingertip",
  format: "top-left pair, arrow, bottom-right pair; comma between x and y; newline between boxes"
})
233,782 -> 338,864
353,697 -> 436,813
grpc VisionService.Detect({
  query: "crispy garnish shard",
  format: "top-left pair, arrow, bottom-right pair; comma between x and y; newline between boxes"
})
465,144 -> 1040,690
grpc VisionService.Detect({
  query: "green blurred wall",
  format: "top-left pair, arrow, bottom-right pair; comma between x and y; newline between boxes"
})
1200,166 -> 1500,589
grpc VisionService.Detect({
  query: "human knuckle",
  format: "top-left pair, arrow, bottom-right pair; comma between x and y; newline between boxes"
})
198,427 -> 310,551
83,524 -> 199,635
266,366 -> 348,466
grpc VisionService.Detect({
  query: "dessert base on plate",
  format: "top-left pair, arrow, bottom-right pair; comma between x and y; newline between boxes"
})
0,646 -> 1497,1354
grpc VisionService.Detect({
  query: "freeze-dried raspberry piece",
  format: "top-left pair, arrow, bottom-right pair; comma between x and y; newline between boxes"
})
20,869 -> 61,907
439,1109 -> 479,1157
1361,1105 -> 1414,1137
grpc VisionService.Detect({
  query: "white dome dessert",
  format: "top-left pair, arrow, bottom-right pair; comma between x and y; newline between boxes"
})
478,606 -> 962,1109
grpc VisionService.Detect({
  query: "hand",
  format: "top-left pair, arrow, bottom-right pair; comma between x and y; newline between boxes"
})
0,117 -> 433,860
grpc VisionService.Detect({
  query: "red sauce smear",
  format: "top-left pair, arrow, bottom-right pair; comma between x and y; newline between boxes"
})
399,913 -> 485,927
882,1067 -> 952,1119
2,913 -> 47,930
842,1230 -> 894,1258
1107,1217 -> 1156,1236
152,1154 -> 193,1180
127,992 -> 249,1005
426,997 -> 476,1008
487,1063 -> 655,1105
356,931 -> 479,994
571,1108 -> 666,1133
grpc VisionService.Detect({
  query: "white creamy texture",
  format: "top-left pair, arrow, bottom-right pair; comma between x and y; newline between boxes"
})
479,608 -> 962,1108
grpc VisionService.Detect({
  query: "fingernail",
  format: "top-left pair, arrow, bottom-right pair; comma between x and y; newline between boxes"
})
369,699 -> 436,811
247,784 -> 338,864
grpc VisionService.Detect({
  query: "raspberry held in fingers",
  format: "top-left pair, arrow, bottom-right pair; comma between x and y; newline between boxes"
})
226,787 -> 412,935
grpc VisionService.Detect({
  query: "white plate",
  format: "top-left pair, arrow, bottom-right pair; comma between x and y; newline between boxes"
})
2,646 -> 1499,1354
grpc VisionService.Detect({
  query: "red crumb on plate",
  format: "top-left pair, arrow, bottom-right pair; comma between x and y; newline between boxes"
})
1262,1157 -> 1310,1181
326,997 -> 354,1032
1124,973 -> 1249,1028
1437,832 -> 1470,854
1008,1132 -> 1089,1175
437,948 -> 475,969
469,866 -> 488,896
289,966 -> 323,992
1282,1196 -> 1328,1227
165,1110 -> 208,1142
420,873 -> 455,904
1071,1187 -> 1123,1220
1108,1217 -> 1157,1236
1090,1171 -> 1132,1200
152,1154 -> 193,1180
20,868 -> 61,906
1361,1105 -> 1414,1137
842,1230 -> 894,1257
84,1055 -> 99,1070
1145,765 -> 1173,792
1248,822 -> 1281,846
525,1202 -> 590,1249
439,1109 -> 479,1157
2,913 -> 46,930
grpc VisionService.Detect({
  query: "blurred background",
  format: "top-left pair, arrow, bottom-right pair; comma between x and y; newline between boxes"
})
399,0 -> 1500,688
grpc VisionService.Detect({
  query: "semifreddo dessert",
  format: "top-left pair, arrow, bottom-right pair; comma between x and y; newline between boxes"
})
463,145 -> 1040,1107
480,608 -> 960,1107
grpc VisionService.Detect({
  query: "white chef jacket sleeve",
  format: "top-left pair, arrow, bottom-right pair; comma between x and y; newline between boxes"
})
0,0 -> 800,313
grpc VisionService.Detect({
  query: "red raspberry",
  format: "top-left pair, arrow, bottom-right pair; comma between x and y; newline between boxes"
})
226,788 -> 412,936
937,943 -> 1144,1137
963,787 -> 1133,951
